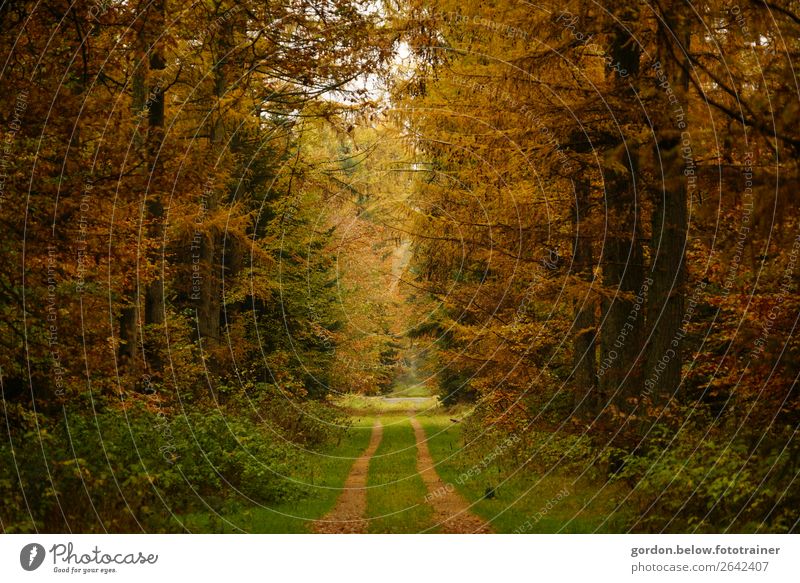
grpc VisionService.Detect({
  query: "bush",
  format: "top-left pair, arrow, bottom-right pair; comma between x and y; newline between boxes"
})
242,382 -> 351,447
0,398 -> 323,532
614,423 -> 799,533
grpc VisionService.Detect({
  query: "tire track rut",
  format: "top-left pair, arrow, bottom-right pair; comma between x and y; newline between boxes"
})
313,420 -> 383,534
410,417 -> 492,533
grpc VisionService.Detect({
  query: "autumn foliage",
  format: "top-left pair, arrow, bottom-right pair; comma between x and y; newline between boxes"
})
1,0 -> 799,533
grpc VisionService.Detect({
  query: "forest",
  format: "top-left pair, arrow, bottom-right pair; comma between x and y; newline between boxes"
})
0,0 -> 798,534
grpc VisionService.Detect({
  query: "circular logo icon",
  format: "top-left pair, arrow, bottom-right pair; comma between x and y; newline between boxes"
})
20,543 -> 46,571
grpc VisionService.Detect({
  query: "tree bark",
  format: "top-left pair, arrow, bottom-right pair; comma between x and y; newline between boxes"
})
571,177 -> 599,416
144,0 -> 166,328
644,10 -> 691,406
599,6 -> 646,415
195,9 -> 236,343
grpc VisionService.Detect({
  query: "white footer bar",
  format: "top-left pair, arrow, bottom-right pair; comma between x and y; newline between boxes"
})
1,534 -> 796,582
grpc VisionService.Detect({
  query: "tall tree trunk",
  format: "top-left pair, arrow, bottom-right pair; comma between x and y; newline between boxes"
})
644,10 -> 691,406
571,176 -> 599,416
599,6 -> 645,417
117,13 -> 149,366
196,9 -> 236,343
197,233 -> 220,341
145,0 -> 166,328
114,0 -> 167,379
118,304 -> 139,364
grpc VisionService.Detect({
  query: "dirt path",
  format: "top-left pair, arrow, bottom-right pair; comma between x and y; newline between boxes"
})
409,417 -> 493,533
313,420 -> 383,534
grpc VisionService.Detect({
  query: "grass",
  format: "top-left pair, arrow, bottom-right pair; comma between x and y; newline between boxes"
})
388,383 -> 434,398
332,393 -> 440,414
183,400 -> 631,534
365,415 -> 434,533
418,413 -> 631,533
183,416 -> 376,533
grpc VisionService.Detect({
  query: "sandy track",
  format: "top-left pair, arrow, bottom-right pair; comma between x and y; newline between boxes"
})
409,417 -> 493,533
313,421 -> 383,534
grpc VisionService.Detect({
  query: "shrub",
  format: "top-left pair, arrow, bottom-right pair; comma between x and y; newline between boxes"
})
614,423 -> 799,532
0,398 -> 321,532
